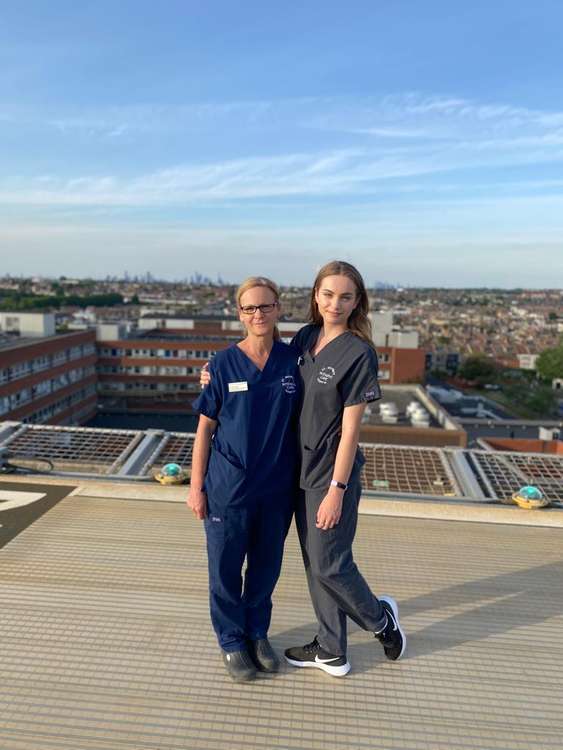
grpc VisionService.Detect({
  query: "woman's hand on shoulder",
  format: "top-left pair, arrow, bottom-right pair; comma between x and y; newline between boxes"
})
187,486 -> 207,520
316,487 -> 344,530
199,362 -> 211,387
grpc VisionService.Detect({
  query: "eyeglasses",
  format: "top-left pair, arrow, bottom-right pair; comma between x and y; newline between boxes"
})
239,303 -> 278,315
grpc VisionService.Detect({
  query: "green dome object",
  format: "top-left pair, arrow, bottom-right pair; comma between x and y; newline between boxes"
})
162,463 -> 182,477
512,484 -> 549,509
518,485 -> 543,501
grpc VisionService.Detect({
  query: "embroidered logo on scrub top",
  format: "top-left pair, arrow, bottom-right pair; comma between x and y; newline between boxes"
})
281,375 -> 297,394
317,366 -> 336,384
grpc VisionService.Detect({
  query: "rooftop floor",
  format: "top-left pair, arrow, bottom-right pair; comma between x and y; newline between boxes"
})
1,478 -> 562,750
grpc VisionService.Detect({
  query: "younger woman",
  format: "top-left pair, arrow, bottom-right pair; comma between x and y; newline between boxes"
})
188,277 -> 301,682
283,261 -> 406,677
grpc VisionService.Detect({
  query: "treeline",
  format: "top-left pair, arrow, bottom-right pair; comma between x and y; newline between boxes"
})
0,292 -> 125,310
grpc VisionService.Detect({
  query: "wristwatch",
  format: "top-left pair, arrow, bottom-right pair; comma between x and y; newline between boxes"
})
330,479 -> 348,491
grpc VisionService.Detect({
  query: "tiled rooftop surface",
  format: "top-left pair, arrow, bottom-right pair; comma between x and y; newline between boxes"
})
1,480 -> 562,750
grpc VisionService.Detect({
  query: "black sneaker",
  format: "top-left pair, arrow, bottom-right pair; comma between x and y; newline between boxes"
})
284,637 -> 351,677
248,638 -> 280,673
376,595 -> 406,660
222,648 -> 257,682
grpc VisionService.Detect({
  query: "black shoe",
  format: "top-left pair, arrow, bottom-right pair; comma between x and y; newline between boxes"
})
376,595 -> 406,661
284,637 -> 351,677
248,638 -> 280,673
222,648 -> 257,682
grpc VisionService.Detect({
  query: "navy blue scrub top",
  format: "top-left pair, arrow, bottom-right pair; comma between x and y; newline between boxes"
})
192,340 -> 302,506
291,324 -> 382,490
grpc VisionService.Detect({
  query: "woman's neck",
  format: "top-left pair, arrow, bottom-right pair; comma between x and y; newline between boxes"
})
312,322 -> 348,356
319,322 -> 348,340
239,333 -> 274,356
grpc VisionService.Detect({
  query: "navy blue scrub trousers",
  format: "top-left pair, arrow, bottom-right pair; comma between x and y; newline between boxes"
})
295,469 -> 387,656
205,495 -> 293,653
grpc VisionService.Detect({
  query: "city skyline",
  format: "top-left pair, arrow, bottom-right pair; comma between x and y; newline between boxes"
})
1,1 -> 563,288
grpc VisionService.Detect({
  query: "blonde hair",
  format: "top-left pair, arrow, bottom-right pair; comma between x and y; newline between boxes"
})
236,276 -> 281,340
308,260 -> 375,350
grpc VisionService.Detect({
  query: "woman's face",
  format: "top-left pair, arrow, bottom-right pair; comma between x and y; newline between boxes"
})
238,286 -> 280,338
314,274 -> 359,327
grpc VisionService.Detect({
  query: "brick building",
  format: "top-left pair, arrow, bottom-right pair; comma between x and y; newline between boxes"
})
0,319 -> 97,426
0,310 -> 428,424
96,314 -> 425,413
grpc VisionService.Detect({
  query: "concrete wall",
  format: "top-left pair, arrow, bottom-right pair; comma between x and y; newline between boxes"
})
388,330 -> 419,349
0,312 -> 56,337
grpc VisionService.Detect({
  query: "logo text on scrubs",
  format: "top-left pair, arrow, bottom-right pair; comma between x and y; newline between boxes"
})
281,375 -> 297,394
317,366 -> 336,385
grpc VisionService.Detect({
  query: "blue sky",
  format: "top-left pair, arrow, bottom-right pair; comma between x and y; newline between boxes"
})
1,1 -> 562,287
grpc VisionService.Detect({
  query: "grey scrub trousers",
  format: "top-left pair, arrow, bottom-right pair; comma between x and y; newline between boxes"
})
292,325 -> 388,656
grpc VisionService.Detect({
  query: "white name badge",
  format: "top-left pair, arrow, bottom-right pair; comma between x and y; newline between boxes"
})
228,381 -> 248,392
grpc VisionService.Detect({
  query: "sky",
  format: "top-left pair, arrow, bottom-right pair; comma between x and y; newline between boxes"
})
1,1 -> 563,288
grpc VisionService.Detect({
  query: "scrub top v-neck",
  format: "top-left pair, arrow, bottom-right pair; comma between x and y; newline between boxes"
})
292,324 -> 382,490
192,340 -> 301,506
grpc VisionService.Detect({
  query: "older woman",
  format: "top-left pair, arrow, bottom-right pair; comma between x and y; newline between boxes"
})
188,277 -> 301,682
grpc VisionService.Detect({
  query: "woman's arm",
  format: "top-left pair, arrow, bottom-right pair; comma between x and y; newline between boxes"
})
315,402 -> 366,530
187,414 -> 217,520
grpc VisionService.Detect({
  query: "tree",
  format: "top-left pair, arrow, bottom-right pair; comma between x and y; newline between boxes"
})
459,355 -> 497,383
536,346 -> 563,381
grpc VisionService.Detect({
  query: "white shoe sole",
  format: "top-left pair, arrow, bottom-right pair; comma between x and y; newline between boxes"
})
379,595 -> 407,660
285,655 -> 351,677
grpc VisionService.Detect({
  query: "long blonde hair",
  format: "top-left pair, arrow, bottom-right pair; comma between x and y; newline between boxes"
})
308,260 -> 375,350
236,276 -> 281,340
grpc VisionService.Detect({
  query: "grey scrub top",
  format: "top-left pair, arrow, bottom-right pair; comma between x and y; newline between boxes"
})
292,324 -> 382,490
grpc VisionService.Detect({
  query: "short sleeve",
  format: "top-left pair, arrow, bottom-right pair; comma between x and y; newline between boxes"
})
339,348 -> 382,407
191,359 -> 222,420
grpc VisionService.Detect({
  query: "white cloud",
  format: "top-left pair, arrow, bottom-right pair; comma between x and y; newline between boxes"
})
1,92 -> 563,213
1,139 -> 563,208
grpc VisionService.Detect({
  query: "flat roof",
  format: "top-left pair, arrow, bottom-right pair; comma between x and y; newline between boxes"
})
1,476 -> 562,750
363,387 -> 442,429
127,330 -> 241,342
0,329 -> 91,353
